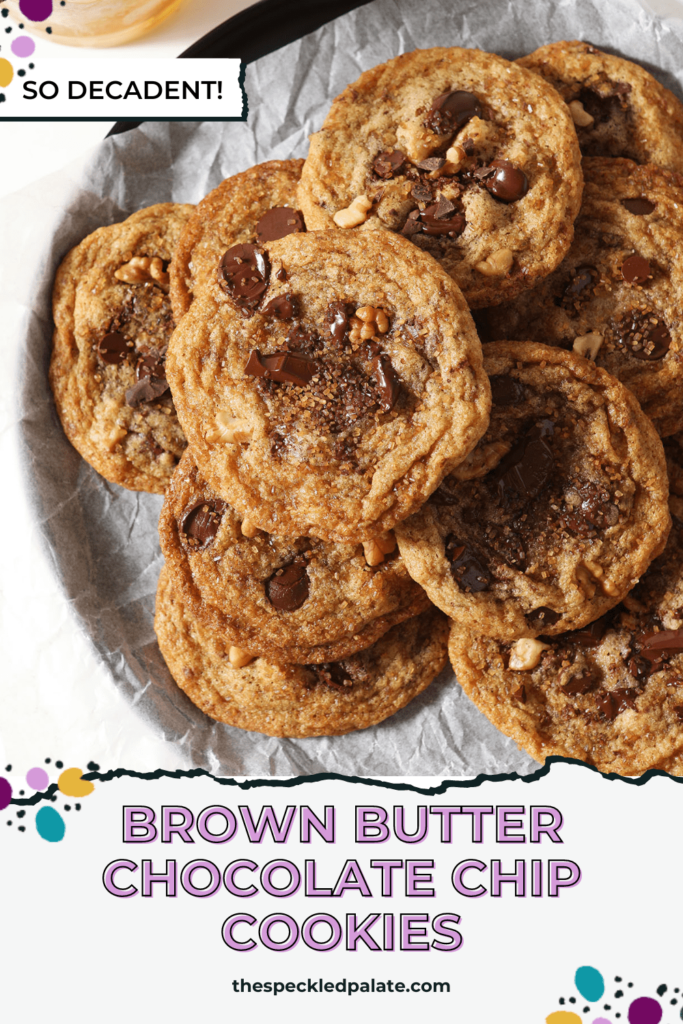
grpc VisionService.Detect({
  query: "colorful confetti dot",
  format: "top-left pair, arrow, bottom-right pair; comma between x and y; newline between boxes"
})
58,767 -> 94,798
593,1019 -> 612,1024
0,777 -> 12,810
628,998 -> 662,1024
576,968 -> 606,1002
26,767 -> 49,790
547,1014 -> 583,1024
35,806 -> 65,843
0,57 -> 14,87
19,0 -> 52,21
11,34 -> 34,56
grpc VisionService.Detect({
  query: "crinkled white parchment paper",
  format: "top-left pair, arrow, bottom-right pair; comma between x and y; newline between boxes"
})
16,0 -> 683,775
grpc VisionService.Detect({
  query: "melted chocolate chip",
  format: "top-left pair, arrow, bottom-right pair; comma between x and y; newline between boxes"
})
484,160 -> 529,203
562,481 -> 618,536
562,673 -> 594,696
611,308 -> 671,360
244,349 -> 319,386
266,560 -> 309,611
598,688 -> 639,720
262,293 -> 297,320
372,354 -> 401,411
514,684 -> 527,703
424,89 -> 482,135
98,332 -> 129,365
218,243 -> 270,314
411,181 -> 433,204
125,360 -> 169,407
181,500 -> 227,549
489,374 -> 524,406
638,628 -> 683,661
563,265 -> 598,303
496,419 -> 555,505
621,254 -> 651,284
307,661 -> 353,690
419,201 -> 466,237
373,149 -> 406,179
628,654 -> 653,683
326,301 -> 353,346
674,705 -> 683,722
445,536 -> 492,592
255,207 -> 305,243
415,156 -> 446,172
136,352 -> 166,382
622,197 -> 656,216
557,617 -> 609,648
276,267 -> 287,282
526,606 -> 560,629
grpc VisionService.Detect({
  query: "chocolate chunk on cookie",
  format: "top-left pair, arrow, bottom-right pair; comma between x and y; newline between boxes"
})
518,40 -> 683,171
169,160 -> 304,320
448,500 -> 683,775
395,342 -> 670,642
297,46 -> 583,308
158,450 -> 429,663
482,158 -> 683,436
166,229 -> 491,542
50,203 -> 194,494
154,565 -> 448,738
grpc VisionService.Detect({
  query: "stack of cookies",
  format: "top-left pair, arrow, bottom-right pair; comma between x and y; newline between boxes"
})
49,42 -> 683,771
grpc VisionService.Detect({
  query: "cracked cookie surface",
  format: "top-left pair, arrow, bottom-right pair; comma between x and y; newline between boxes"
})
480,158 -> 683,436
298,46 -> 583,308
155,565 -> 448,737
50,203 -> 194,494
448,497 -> 683,775
518,40 -> 683,171
158,449 -> 429,663
165,229 -> 491,542
169,159 -> 304,321
395,342 -> 670,642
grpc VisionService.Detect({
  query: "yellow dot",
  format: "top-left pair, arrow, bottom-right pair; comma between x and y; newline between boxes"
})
58,767 -> 95,798
0,59 -> 14,89
546,1014 -> 583,1024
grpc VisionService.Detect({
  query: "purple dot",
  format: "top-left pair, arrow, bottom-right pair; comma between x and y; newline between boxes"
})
11,35 -> 35,56
26,767 -> 49,790
19,0 -> 52,22
628,997 -> 662,1024
0,777 -> 12,810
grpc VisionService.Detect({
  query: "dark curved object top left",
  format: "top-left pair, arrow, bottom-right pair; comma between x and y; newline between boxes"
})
107,0 -> 370,137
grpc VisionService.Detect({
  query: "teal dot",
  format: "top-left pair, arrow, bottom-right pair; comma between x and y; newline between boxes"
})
36,806 -> 65,842
575,966 -> 605,1002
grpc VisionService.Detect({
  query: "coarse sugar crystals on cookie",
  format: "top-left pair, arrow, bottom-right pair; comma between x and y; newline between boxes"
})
298,46 -> 583,309
169,159 -> 305,321
50,202 -> 194,494
154,565 -> 448,738
518,40 -> 683,172
480,158 -> 683,436
165,229 -> 491,542
395,341 -> 670,642
448,500 -> 683,776
158,449 -> 429,664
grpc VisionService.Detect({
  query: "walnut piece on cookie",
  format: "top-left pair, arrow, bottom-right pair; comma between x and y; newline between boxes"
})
297,46 -> 583,308
165,229 -> 491,543
155,565 -> 448,738
395,341 -> 670,642
50,203 -> 194,494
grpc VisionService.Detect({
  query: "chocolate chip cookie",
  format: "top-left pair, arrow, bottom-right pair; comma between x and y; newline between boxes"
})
155,565 -> 448,737
165,229 -> 491,542
395,342 -> 670,642
50,203 -> 194,494
169,159 -> 305,321
297,46 -> 583,308
481,158 -> 683,436
158,449 -> 429,663
518,40 -> 683,171
448,499 -> 683,775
